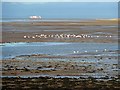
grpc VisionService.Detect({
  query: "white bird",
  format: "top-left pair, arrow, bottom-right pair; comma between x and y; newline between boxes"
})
87,36 -> 90,38
91,36 -> 93,38
23,36 -> 27,38
85,51 -> 87,53
76,35 -> 81,38
96,50 -> 98,52
73,51 -> 76,53
97,36 -> 99,38
27,36 -> 30,38
35,35 -> 38,37
32,36 -> 35,39
83,36 -> 85,38
104,49 -> 107,51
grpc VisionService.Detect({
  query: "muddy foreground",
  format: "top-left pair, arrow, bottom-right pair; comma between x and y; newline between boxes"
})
2,76 -> 120,90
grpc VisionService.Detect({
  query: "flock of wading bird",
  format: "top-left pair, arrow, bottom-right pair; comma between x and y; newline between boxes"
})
72,49 -> 107,54
23,33 -> 113,39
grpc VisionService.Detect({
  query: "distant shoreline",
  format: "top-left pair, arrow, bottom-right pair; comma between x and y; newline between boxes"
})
1,18 -> 119,23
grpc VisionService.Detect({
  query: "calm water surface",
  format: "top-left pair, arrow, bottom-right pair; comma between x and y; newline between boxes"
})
1,42 -> 118,59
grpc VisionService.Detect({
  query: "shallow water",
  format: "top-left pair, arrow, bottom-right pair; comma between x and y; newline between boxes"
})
1,42 -> 118,59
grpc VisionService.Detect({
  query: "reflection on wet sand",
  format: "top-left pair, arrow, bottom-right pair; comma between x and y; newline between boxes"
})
1,19 -> 120,89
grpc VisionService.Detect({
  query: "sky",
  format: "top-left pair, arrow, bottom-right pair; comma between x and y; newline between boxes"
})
1,0 -> 120,2
1,0 -> 118,19
2,2 -> 118,19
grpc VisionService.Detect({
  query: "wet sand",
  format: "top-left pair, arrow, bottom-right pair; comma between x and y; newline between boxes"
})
1,19 -> 119,89
2,52 -> 118,77
2,53 -> 120,89
2,20 -> 118,43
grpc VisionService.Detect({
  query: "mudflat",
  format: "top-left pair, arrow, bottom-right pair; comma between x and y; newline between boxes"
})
2,20 -> 118,43
1,19 -> 119,90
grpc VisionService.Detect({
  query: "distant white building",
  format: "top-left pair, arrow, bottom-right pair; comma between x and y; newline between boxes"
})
29,16 -> 42,19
